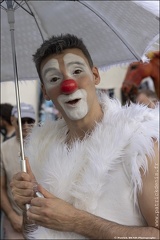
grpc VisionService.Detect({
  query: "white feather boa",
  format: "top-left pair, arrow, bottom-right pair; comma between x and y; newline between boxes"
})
25,95 -> 159,239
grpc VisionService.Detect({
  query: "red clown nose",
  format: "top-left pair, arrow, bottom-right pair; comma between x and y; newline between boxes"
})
61,79 -> 78,94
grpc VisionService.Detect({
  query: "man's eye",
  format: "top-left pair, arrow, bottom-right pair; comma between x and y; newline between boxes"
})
50,77 -> 60,82
73,69 -> 82,75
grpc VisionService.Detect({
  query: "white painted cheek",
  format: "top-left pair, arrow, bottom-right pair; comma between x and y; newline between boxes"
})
44,80 -> 55,91
63,53 -> 93,80
41,59 -> 61,90
58,89 -> 88,120
65,99 -> 88,120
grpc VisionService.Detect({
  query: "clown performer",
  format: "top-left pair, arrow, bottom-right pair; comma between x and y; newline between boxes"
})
10,34 -> 159,239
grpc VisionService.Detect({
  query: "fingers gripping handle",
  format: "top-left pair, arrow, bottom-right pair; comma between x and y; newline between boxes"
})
26,184 -> 45,210
26,203 -> 31,211
20,159 -> 44,210
20,159 -> 30,210
33,183 -> 44,198
36,191 -> 44,198
26,192 -> 44,210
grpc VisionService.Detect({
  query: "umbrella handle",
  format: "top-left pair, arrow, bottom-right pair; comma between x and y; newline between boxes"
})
26,192 -> 44,210
20,159 -> 27,172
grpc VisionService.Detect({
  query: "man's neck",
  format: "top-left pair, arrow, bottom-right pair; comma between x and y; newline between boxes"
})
66,103 -> 104,144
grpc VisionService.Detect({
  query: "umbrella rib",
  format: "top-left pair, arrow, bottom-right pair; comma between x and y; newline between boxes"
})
14,0 -> 33,15
0,5 -> 7,11
78,1 -> 140,61
25,0 -> 45,42
11,0 -> 45,42
14,1 -> 25,10
0,0 -> 7,10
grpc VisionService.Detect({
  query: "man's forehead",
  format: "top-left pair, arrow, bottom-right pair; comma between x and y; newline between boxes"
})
63,53 -> 87,64
42,48 -> 87,64
41,52 -> 88,73
47,53 -> 86,63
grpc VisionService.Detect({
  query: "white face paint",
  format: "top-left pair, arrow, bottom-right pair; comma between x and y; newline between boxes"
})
58,53 -> 93,120
58,89 -> 88,120
42,52 -> 94,120
41,53 -> 93,90
41,59 -> 63,90
63,53 -> 93,81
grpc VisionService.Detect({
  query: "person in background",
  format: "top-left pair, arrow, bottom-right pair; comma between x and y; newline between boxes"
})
10,34 -> 159,239
136,89 -> 158,109
0,103 -> 36,239
0,103 -> 15,142
0,103 -> 16,239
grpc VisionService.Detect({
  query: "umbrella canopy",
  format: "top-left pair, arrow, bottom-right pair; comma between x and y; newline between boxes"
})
1,0 -> 159,180
1,0 -> 159,82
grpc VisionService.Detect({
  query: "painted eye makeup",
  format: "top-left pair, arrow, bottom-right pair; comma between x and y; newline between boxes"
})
49,76 -> 61,83
73,68 -> 83,75
45,71 -> 63,86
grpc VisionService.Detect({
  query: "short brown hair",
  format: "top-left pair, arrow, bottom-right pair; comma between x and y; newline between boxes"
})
33,34 -> 93,83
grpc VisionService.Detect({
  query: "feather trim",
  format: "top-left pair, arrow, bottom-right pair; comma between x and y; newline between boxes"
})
25,94 -> 159,239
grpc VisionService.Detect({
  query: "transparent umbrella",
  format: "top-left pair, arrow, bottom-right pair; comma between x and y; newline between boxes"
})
1,0 -> 159,171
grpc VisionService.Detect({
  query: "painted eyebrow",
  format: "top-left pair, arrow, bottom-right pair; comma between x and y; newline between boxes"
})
43,67 -> 59,77
66,61 -> 86,67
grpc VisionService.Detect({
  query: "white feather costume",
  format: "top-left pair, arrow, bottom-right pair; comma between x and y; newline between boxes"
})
25,94 -> 159,239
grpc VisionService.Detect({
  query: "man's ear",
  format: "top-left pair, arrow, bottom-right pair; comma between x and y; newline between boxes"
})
41,84 -> 50,101
92,67 -> 100,85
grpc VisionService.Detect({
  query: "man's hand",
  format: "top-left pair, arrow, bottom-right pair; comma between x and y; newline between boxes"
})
8,211 -> 23,232
27,185 -> 78,232
10,158 -> 36,211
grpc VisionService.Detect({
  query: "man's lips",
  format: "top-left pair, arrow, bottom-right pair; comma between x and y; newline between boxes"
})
65,98 -> 81,105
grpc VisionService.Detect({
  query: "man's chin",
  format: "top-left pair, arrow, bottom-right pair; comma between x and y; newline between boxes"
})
66,110 -> 88,121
